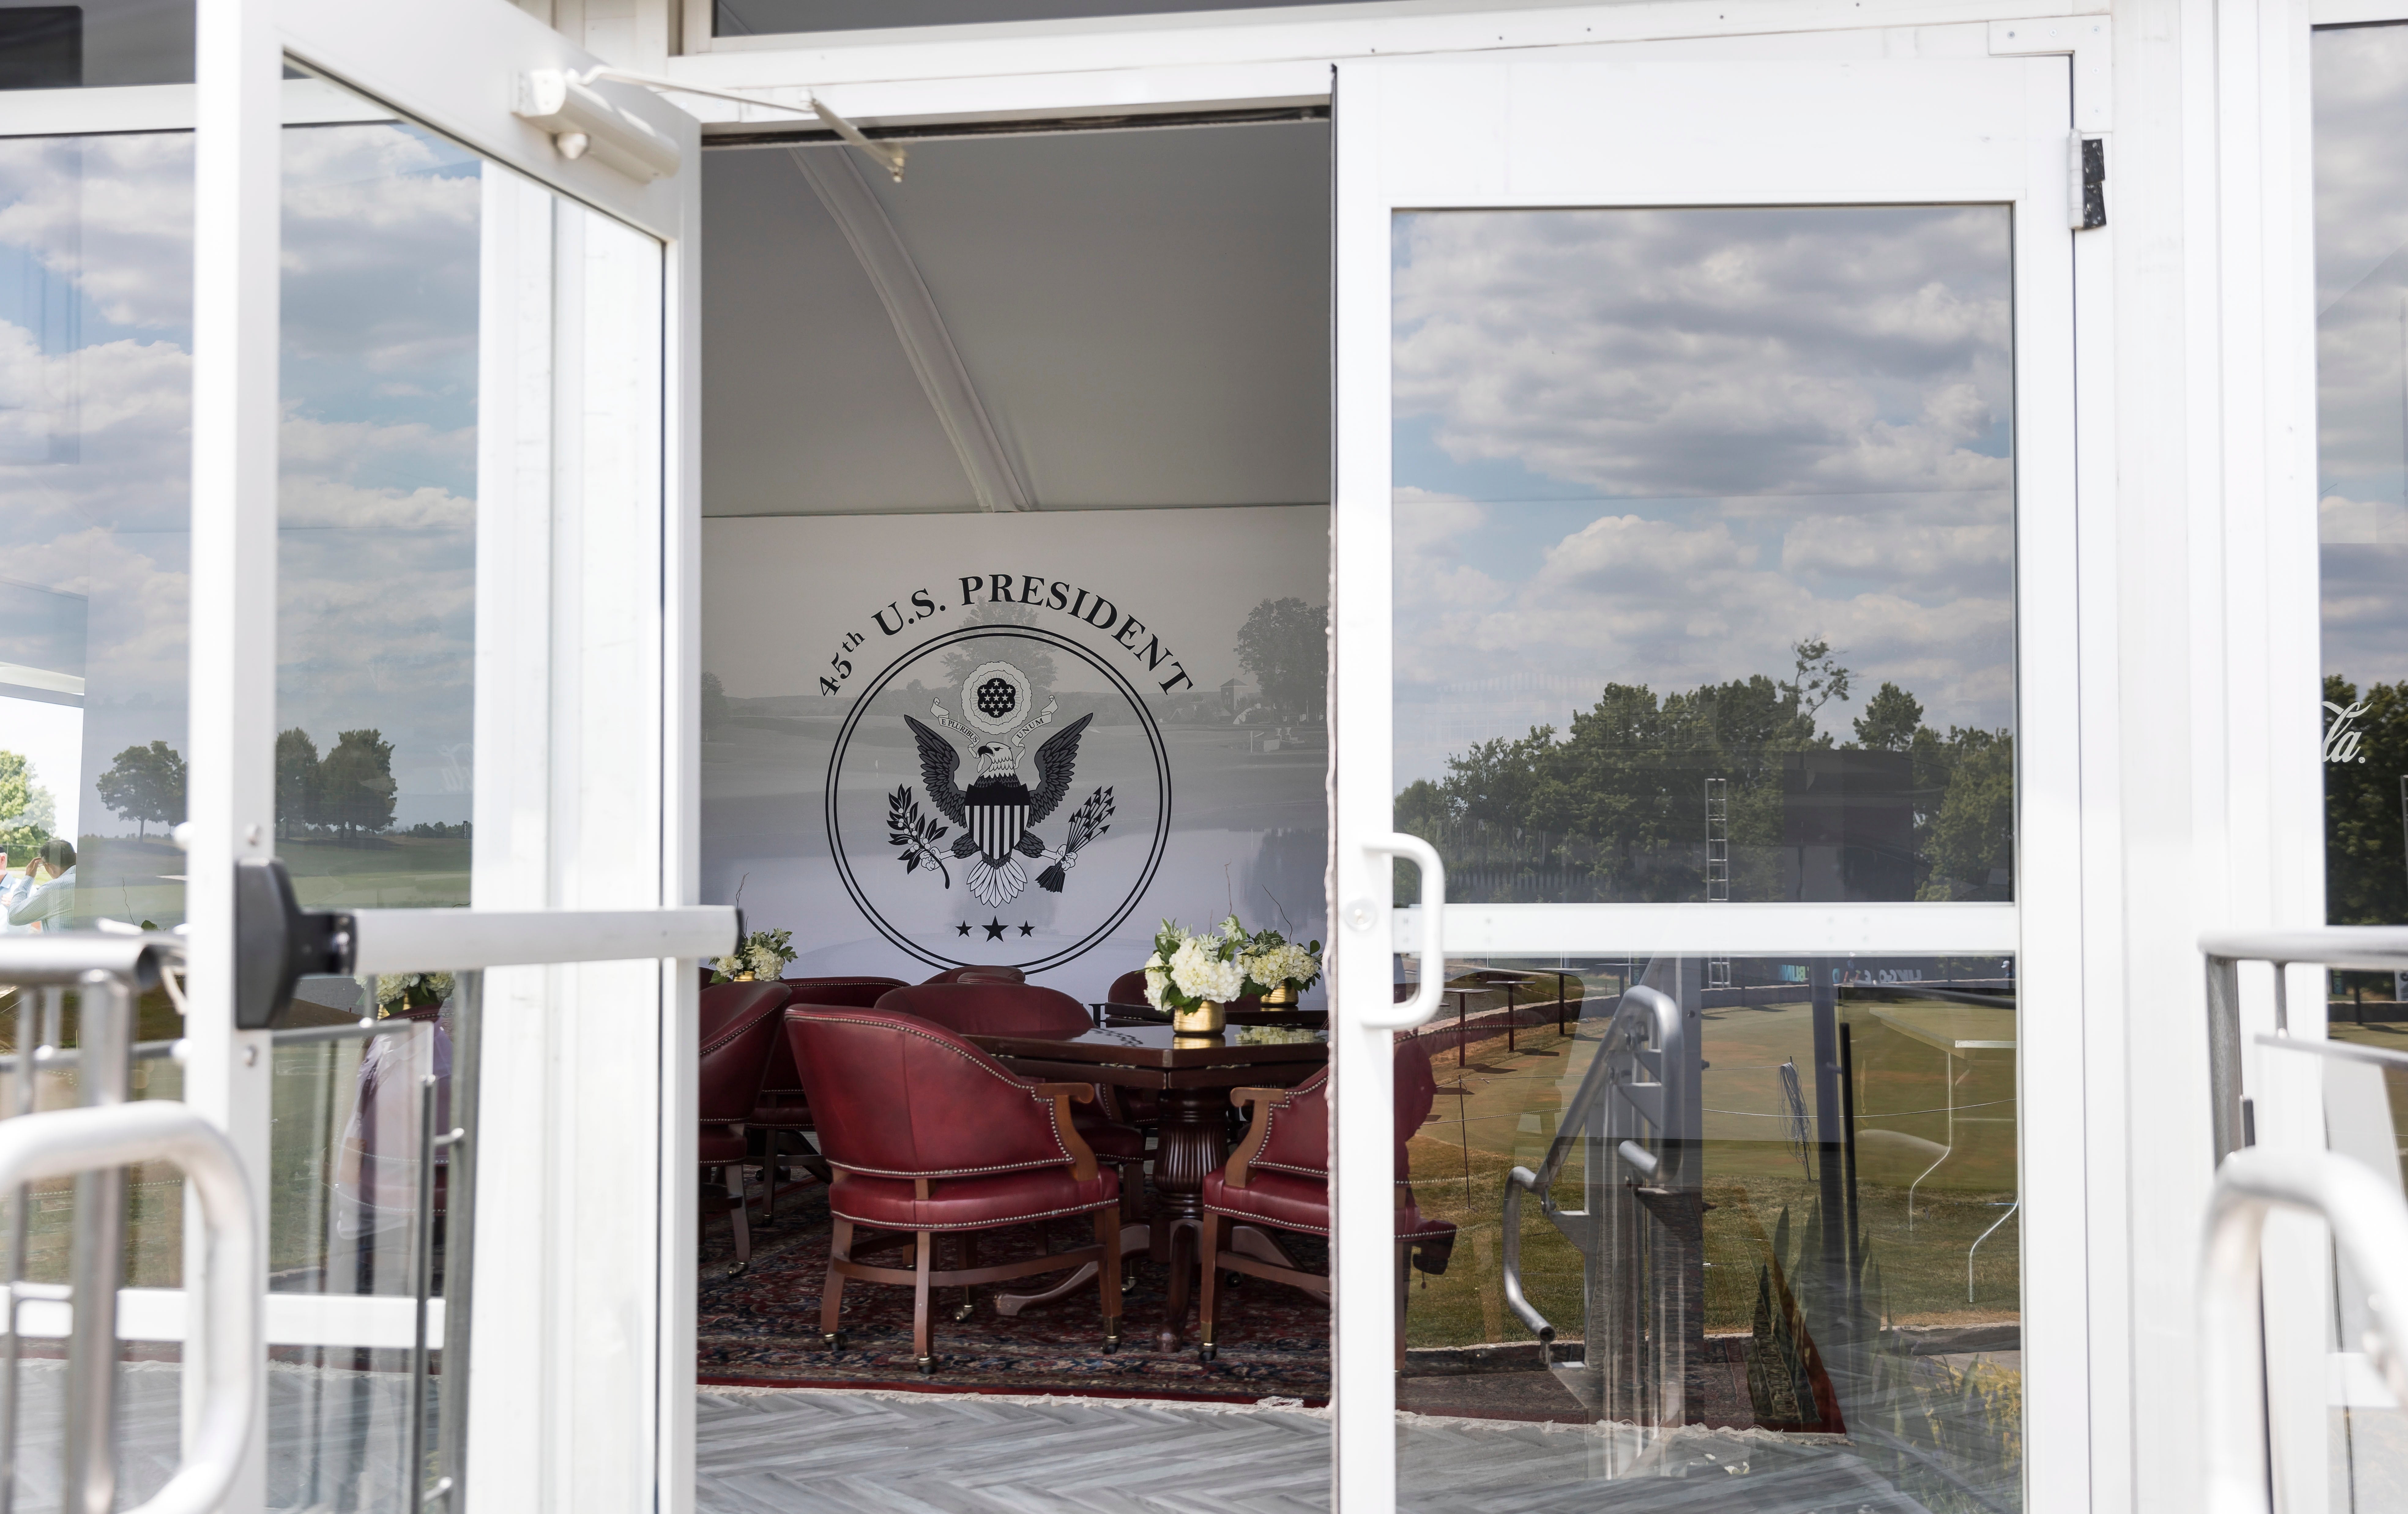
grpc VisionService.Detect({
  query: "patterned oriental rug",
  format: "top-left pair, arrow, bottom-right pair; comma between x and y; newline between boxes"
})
698,1180 -> 1332,1403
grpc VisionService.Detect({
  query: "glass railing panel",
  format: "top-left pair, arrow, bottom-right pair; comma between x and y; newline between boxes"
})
1396,953 -> 2020,1510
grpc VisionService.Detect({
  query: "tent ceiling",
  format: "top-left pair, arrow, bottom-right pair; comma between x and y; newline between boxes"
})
701,121 -> 1331,516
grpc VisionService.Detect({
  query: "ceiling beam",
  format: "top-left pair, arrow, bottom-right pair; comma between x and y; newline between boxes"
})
789,145 -> 1034,512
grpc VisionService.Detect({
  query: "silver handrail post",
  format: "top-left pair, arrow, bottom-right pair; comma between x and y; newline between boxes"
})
63,969 -> 133,1514
0,983 -> 50,1514
2204,953 -> 2245,1165
2200,1147 -> 2408,1514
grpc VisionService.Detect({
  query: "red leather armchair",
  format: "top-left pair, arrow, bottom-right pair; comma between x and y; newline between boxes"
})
700,981 -> 793,1272
786,1005 -> 1125,1372
873,983 -> 1148,1219
1193,1039 -> 1457,1362
750,976 -> 908,1221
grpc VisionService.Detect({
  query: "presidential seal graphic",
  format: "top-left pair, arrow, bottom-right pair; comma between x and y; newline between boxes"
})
826,624 -> 1171,973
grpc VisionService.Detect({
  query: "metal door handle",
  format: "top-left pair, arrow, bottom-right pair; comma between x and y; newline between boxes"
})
0,1102 -> 256,1514
1357,832 -> 1445,1031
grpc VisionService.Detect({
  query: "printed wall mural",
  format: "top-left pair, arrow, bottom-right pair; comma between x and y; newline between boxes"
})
701,507 -> 1329,1003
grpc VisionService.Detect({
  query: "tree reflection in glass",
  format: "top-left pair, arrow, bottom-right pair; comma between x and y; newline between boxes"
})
1391,207 -> 2016,905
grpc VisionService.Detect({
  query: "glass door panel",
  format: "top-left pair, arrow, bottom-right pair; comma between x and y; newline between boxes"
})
1393,954 -> 2020,1506
0,129 -> 195,934
1333,39 -> 2082,1511
1392,205 -> 2017,910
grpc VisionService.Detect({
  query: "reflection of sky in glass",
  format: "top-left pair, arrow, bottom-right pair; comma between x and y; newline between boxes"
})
1390,207 -> 2015,789
0,132 -> 194,923
276,117 -> 482,834
2314,23 -> 2408,686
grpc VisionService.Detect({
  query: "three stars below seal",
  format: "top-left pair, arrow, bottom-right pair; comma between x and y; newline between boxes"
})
959,919 -> 1037,942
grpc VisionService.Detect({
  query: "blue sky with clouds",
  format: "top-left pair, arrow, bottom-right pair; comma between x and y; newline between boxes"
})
2314,24 -> 2408,692
1389,204 -> 2018,787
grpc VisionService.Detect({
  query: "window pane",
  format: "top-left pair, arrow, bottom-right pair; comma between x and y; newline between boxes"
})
275,103 -> 482,908
717,0 -> 1383,39
1392,207 -> 2016,906
0,0 -> 192,90
0,132 -> 193,933
1397,955 -> 2020,1511
2315,22 -> 2408,934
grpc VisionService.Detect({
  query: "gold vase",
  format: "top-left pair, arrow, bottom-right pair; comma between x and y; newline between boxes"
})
1172,998 -> 1226,1034
1261,984 -> 1299,1011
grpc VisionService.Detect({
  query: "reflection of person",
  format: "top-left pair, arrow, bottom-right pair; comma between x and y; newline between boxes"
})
6,840 -> 75,931
331,994 -> 453,1293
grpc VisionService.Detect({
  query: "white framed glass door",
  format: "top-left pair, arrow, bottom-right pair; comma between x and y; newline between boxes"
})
1331,30 -> 2092,1510
174,1 -> 711,1509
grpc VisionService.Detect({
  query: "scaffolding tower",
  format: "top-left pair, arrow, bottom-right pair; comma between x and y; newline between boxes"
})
1705,777 -> 1732,989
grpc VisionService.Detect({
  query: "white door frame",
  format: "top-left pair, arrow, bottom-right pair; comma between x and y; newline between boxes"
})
1326,30 -> 2097,1510
181,1 -> 705,1508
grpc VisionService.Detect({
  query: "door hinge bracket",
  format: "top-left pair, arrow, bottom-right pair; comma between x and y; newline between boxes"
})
234,857 -> 355,1030
2071,133 -> 2107,231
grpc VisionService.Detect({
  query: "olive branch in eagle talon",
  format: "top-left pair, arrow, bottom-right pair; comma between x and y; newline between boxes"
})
886,785 -> 953,887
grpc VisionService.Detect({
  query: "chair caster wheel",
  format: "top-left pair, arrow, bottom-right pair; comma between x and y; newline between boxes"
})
726,1262 -> 749,1279
1122,1271 -> 1138,1294
1103,1332 -> 1120,1355
953,1302 -> 975,1323
1199,1344 -> 1217,1363
916,1356 -> 936,1376
821,1331 -> 846,1352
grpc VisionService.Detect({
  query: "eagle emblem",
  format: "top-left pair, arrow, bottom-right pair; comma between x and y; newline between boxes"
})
887,661 -> 1115,907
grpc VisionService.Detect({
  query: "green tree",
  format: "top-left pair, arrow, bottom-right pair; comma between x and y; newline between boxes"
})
1780,637 -> 1853,726
276,727 -> 323,840
319,729 -> 396,842
1236,598 -> 1329,720
1852,682 -> 1925,752
95,740 -> 185,840
1918,728 -> 2015,901
2325,674 -> 2408,926
0,750 -> 55,861
701,672 -> 731,732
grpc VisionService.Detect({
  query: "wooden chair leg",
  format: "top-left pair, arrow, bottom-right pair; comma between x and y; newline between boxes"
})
820,1219 -> 850,1348
955,1232 -> 978,1322
912,1229 -> 935,1373
1092,1207 -> 1123,1352
726,1164 -> 751,1269
1196,1212 -> 1223,1362
763,1135 -> 780,1226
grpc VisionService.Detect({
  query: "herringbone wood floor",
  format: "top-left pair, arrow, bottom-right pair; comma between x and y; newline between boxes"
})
694,1387 -> 1938,1513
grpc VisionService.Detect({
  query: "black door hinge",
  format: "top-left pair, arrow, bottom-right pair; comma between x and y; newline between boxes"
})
234,856 -> 356,1030
2073,134 -> 2106,231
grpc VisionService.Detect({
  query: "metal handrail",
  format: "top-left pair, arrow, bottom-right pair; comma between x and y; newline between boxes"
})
1500,982 -> 1681,1342
0,1102 -> 256,1514
2201,927 -> 2408,1163
2200,1147 -> 2408,1514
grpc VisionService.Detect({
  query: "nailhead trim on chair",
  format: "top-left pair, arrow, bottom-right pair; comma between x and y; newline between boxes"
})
701,1000 -> 787,1057
790,1010 -> 1081,1177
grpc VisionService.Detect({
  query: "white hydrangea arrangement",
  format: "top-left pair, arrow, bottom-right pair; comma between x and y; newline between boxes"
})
1145,918 -> 1246,1011
712,926 -> 796,985
1143,916 -> 1322,1011
1235,922 -> 1323,1001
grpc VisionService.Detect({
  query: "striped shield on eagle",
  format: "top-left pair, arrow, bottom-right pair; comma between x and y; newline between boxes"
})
900,707 -> 1100,908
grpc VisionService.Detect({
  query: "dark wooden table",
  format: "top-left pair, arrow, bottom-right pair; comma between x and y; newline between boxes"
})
966,1022 -> 1327,1351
